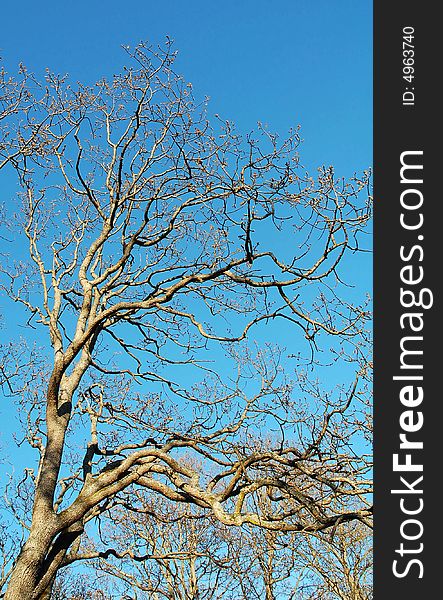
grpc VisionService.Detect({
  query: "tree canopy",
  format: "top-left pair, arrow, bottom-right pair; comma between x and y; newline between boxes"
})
0,41 -> 372,599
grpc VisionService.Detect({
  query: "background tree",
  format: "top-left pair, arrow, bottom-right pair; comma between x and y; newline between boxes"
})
0,41 -> 372,599
293,521 -> 373,599
51,490 -> 372,599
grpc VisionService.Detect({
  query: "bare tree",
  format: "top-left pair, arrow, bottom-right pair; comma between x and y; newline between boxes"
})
291,522 -> 373,599
0,41 -> 372,599
53,488 -> 372,599
78,491 -> 242,599
51,570 -> 113,600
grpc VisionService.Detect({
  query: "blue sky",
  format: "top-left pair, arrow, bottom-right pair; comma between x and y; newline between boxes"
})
0,1 -> 372,481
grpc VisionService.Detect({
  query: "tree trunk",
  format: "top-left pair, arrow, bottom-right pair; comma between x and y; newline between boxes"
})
5,372 -> 74,599
4,527 -> 55,600
264,579 -> 275,600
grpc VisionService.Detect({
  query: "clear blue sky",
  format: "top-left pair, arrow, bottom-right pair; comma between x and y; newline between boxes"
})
0,1 -> 372,470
